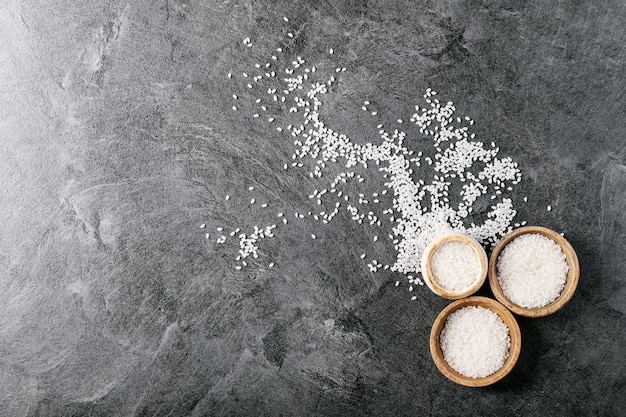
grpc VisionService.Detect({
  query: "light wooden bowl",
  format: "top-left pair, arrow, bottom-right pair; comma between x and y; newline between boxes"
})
488,226 -> 580,318
421,233 -> 488,299
430,296 -> 522,387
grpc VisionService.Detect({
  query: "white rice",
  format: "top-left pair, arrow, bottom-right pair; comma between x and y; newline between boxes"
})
497,234 -> 568,308
430,241 -> 480,292
440,306 -> 511,378
215,30 -> 524,291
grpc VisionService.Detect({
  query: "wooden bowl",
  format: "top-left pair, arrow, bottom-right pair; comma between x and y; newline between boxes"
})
488,226 -> 580,318
430,296 -> 522,387
421,233 -> 488,299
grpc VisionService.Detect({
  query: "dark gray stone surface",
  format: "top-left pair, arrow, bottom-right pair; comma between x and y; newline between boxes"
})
1,0 -> 624,415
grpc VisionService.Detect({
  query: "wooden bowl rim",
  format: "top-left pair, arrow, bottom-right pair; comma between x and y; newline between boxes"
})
487,226 -> 580,318
429,296 -> 522,387
421,233 -> 488,300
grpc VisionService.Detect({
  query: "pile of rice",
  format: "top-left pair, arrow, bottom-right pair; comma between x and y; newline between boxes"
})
213,27 -> 525,303
440,306 -> 511,378
430,240 -> 480,292
496,234 -> 568,308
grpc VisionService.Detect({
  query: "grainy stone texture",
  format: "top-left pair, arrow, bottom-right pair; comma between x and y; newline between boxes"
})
0,0 -> 624,416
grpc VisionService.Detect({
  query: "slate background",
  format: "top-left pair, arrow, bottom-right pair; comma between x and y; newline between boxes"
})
1,0 -> 625,416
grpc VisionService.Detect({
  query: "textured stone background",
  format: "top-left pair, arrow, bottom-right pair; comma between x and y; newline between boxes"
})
0,0 -> 625,416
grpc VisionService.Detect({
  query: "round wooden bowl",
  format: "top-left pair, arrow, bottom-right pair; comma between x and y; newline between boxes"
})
488,226 -> 580,318
421,233 -> 488,299
430,296 -> 522,387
